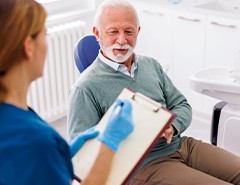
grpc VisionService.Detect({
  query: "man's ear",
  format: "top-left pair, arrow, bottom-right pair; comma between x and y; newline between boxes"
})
93,27 -> 100,42
23,36 -> 33,60
137,26 -> 141,35
138,26 -> 141,33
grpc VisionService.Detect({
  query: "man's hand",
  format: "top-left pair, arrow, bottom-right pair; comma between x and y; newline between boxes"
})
162,125 -> 175,144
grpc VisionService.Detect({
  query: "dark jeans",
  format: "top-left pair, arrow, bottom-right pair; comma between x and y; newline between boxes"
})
129,137 -> 240,185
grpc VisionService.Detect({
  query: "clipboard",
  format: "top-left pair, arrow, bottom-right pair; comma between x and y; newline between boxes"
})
72,88 -> 176,185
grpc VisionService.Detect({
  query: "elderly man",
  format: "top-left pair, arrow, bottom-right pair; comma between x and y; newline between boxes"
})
68,0 -> 240,184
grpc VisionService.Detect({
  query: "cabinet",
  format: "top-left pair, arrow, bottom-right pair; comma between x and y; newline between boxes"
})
134,5 -> 174,73
172,10 -> 206,112
133,2 -> 240,119
202,16 -> 240,115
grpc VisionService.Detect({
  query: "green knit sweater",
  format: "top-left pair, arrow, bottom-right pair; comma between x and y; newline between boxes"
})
68,55 -> 192,168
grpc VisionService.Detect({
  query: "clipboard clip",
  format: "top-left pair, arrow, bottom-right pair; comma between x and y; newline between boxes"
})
132,93 -> 162,112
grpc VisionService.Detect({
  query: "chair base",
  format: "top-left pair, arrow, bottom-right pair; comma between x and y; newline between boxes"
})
212,101 -> 240,155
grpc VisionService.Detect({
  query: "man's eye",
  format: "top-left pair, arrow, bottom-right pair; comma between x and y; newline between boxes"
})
126,31 -> 135,36
107,31 -> 117,35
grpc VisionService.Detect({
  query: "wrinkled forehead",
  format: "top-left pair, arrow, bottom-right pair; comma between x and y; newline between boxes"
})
100,6 -> 138,28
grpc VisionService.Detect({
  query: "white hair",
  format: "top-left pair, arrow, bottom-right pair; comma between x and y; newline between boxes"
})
93,0 -> 140,28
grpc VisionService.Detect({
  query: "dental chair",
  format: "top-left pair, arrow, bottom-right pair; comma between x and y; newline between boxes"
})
74,35 -> 100,73
190,68 -> 240,156
211,101 -> 240,155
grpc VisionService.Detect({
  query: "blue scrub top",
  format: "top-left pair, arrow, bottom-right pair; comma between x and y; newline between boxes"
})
0,103 -> 74,185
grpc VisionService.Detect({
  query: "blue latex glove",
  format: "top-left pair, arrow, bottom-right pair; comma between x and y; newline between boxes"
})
98,99 -> 134,151
70,127 -> 99,158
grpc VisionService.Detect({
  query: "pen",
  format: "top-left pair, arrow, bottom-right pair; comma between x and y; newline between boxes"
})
74,175 -> 81,183
113,101 -> 124,116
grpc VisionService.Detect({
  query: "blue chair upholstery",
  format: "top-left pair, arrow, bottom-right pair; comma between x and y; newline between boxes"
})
74,35 -> 100,73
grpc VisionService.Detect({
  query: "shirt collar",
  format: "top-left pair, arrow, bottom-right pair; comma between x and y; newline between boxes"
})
99,50 -> 120,71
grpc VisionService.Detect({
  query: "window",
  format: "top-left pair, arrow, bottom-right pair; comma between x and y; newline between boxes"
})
37,0 -> 94,16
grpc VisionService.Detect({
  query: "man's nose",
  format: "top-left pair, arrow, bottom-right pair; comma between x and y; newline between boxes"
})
116,32 -> 128,45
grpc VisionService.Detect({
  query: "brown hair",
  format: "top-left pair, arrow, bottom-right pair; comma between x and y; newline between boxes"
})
0,0 -> 47,101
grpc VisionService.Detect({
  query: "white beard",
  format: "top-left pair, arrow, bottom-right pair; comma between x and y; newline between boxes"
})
101,43 -> 134,63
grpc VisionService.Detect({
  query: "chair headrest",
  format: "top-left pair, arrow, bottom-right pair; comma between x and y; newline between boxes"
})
74,35 -> 100,73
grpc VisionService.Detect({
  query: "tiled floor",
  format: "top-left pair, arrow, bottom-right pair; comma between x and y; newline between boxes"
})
50,116 -> 212,144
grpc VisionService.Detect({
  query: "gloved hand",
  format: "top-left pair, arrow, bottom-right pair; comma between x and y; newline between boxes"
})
98,99 -> 134,151
70,127 -> 99,158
